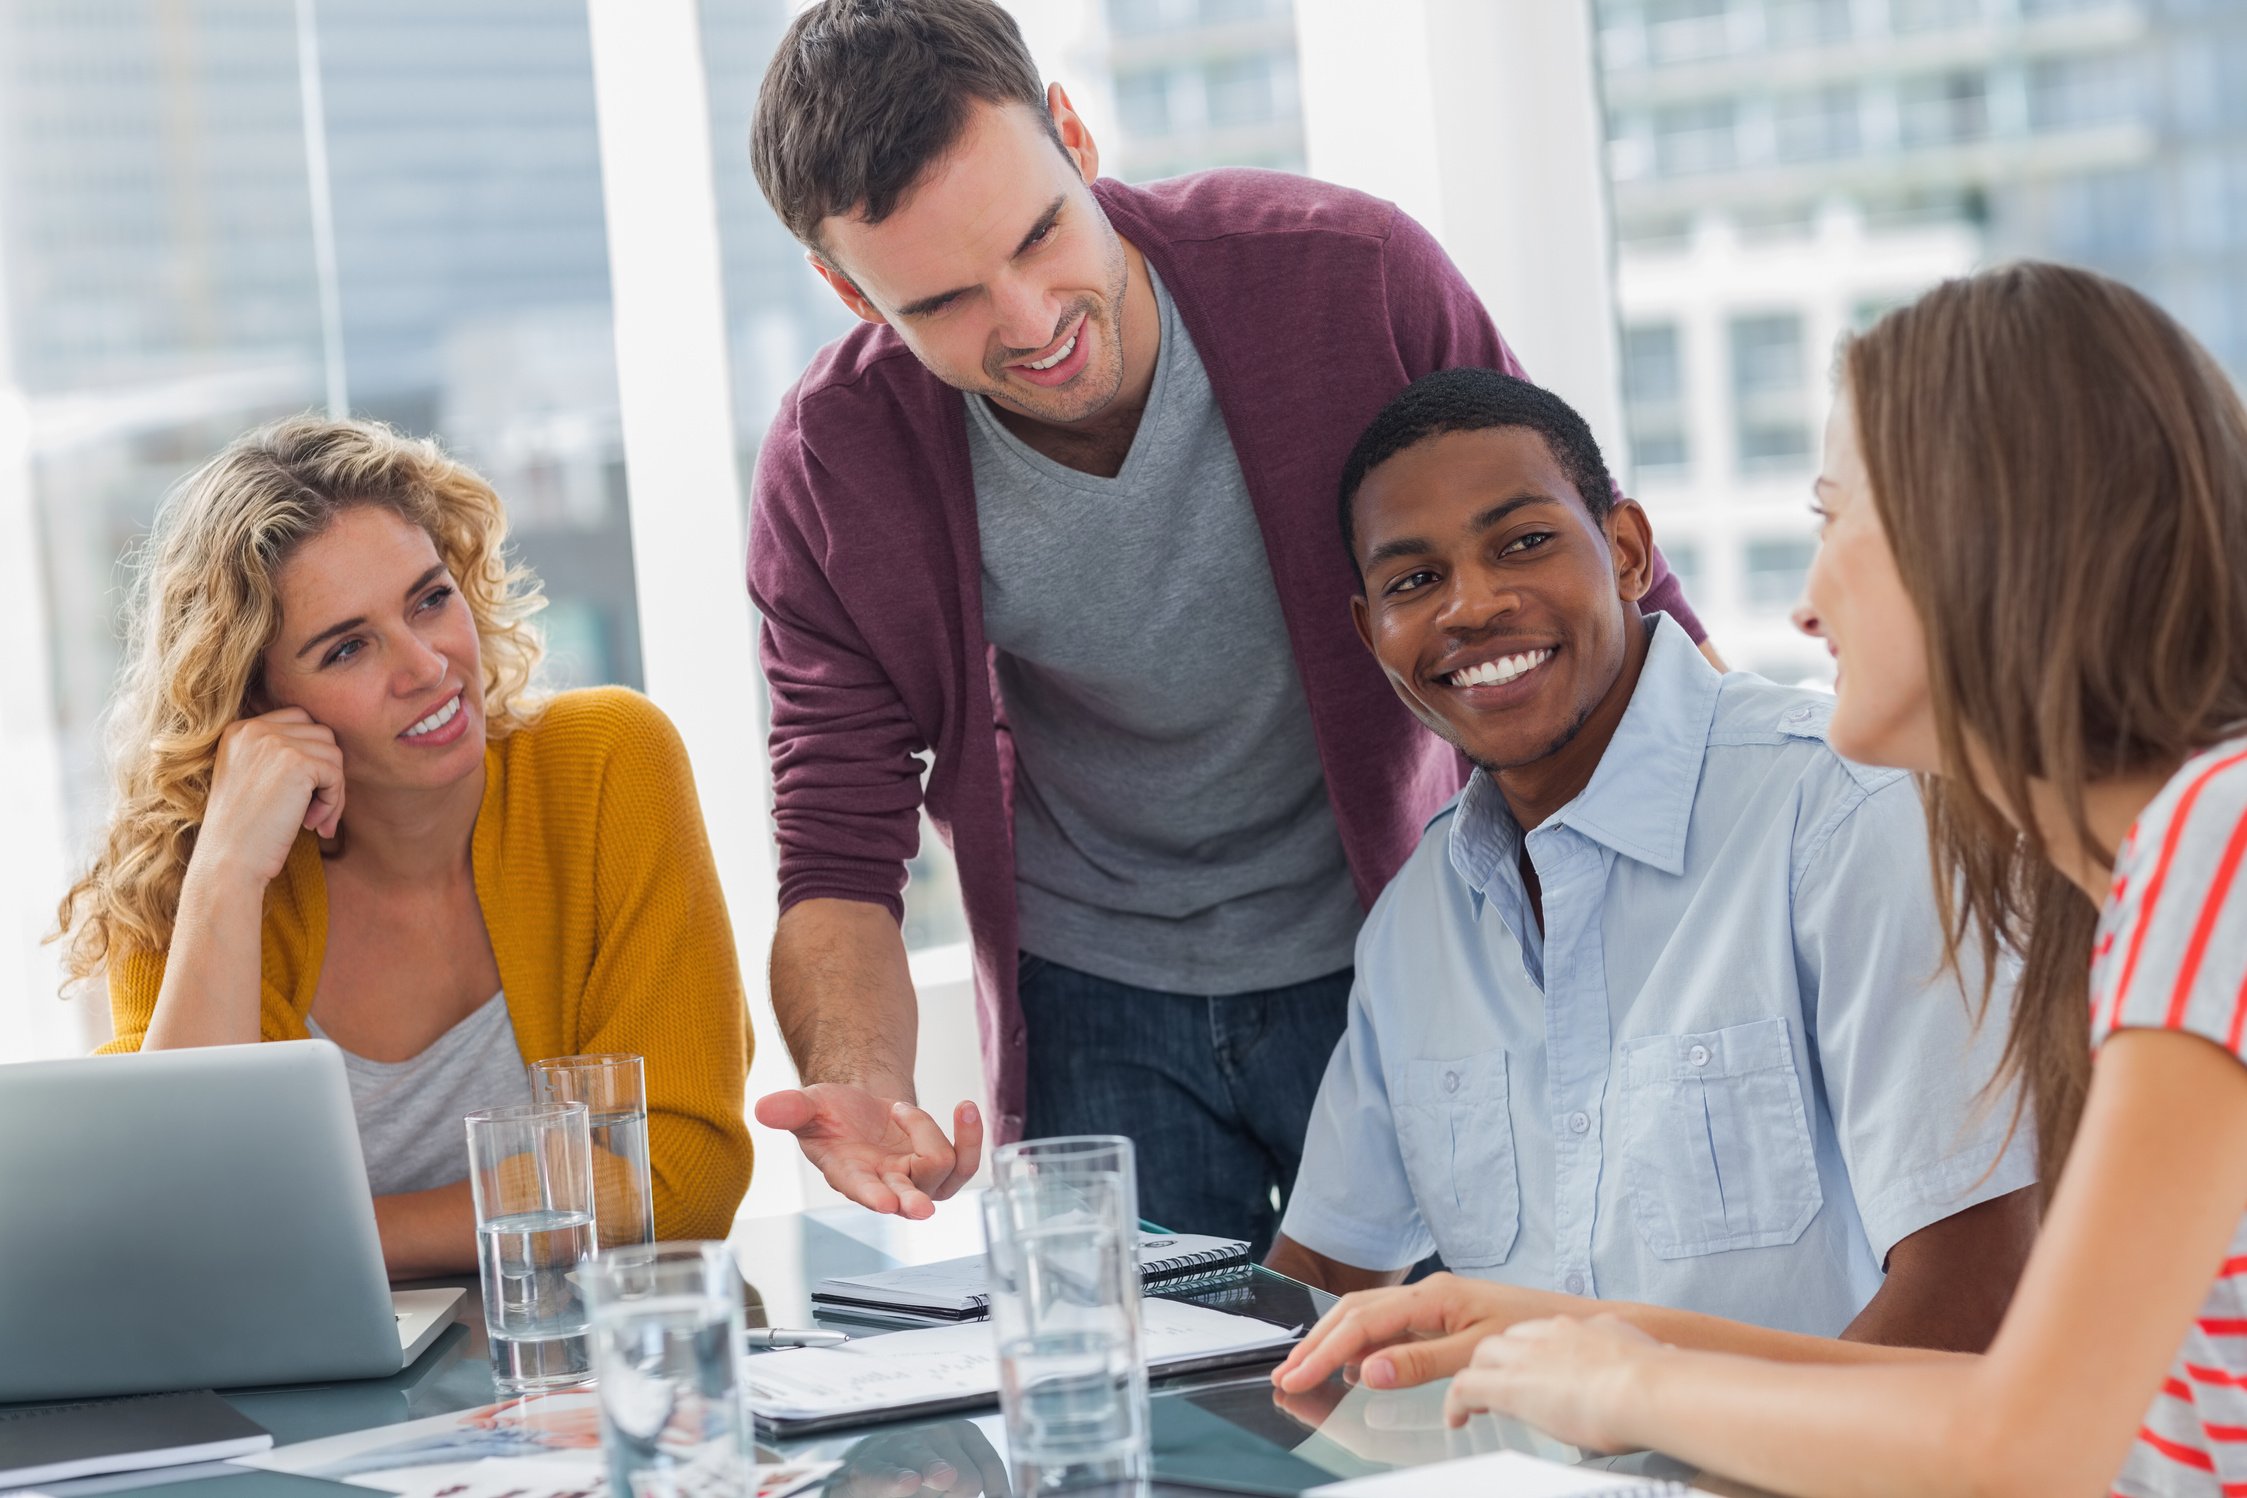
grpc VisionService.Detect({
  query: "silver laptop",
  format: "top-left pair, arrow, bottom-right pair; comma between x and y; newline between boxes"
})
0,1040 -> 463,1401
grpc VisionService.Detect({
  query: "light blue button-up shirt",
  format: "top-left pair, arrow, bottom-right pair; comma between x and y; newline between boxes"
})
1281,615 -> 2034,1335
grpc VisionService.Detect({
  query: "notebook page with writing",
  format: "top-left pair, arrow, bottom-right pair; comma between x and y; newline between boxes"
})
743,1297 -> 1295,1426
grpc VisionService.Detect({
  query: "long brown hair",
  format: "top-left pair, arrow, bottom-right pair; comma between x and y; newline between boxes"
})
55,415 -> 548,982
1846,262 -> 2247,1183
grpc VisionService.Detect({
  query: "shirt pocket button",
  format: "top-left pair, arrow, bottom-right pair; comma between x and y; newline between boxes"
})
1688,1044 -> 1711,1068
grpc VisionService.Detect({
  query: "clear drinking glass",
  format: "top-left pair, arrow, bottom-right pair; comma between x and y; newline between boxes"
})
586,1241 -> 751,1498
981,1135 -> 1149,1493
465,1100 -> 598,1391
529,1052 -> 655,1249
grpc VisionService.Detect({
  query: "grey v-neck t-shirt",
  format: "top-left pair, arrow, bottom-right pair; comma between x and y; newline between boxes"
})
965,267 -> 1361,995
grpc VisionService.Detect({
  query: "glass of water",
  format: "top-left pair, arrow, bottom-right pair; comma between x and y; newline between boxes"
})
585,1241 -> 750,1498
465,1100 -> 598,1392
981,1135 -> 1148,1493
529,1052 -> 655,1249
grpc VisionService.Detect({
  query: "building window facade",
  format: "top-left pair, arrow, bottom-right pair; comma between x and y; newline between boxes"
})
1729,313 -> 1815,470
1622,322 -> 1691,473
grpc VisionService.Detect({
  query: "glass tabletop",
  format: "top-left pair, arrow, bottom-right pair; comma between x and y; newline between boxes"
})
85,1198 -> 1723,1498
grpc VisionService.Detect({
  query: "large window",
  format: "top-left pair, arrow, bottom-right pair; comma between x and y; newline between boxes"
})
1729,313 -> 1814,470
1655,100 -> 1738,176
1744,537 -> 1817,611
1899,71 -> 1991,148
1621,323 -> 1691,475
0,0 -> 643,1058
1774,86 -> 1861,164
1763,0 -> 1853,50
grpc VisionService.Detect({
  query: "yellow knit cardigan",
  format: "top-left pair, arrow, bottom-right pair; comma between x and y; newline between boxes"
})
103,686 -> 754,1240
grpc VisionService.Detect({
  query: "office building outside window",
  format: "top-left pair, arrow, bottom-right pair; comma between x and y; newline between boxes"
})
1621,323 -> 1691,474
1729,314 -> 1814,470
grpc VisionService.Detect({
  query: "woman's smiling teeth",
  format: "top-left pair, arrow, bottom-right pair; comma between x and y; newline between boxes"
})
403,693 -> 461,738
1441,648 -> 1554,688
1024,333 -> 1077,371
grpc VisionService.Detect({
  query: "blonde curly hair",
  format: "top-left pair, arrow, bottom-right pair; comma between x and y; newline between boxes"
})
55,415 -> 548,981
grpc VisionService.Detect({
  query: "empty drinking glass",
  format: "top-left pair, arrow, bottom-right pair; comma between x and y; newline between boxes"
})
586,1241 -> 751,1498
529,1053 -> 655,1249
981,1135 -> 1149,1493
465,1099 -> 597,1391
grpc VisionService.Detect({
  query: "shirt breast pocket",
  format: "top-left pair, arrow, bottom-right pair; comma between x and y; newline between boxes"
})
1619,1016 -> 1823,1259
1393,1048 -> 1520,1269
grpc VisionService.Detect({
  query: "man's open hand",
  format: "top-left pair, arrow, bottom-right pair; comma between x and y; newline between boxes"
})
755,1083 -> 983,1218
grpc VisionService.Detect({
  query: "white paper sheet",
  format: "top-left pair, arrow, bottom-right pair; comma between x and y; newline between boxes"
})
1306,1450 -> 1690,1497
741,1297 -> 1297,1421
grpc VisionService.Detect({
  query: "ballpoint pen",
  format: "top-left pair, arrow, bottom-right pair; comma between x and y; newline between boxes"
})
745,1326 -> 852,1350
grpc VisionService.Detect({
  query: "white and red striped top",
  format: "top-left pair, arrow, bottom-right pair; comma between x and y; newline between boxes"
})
2090,734 -> 2247,1498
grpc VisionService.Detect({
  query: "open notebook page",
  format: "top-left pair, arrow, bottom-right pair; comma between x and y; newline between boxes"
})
742,1298 -> 1296,1422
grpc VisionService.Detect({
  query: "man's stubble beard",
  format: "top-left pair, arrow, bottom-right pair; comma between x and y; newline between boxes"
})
1463,693 -> 1602,781
973,225 -> 1133,426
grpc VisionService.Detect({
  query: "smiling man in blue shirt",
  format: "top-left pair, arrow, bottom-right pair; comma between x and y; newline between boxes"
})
1265,369 -> 2038,1353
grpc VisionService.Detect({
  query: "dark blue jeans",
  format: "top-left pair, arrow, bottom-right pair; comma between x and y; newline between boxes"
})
1017,954 -> 1352,1258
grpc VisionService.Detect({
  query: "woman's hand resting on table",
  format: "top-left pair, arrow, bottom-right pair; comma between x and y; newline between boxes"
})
1269,1273 -> 1579,1394
1442,1314 -> 1666,1453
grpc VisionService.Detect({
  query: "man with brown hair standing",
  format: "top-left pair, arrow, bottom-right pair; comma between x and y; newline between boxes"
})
744,0 -> 1705,1249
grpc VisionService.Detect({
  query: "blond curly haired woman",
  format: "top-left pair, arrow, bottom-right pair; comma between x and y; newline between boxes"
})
58,416 -> 752,1277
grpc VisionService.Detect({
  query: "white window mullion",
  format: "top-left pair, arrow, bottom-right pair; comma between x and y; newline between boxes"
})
584,0 -> 801,1217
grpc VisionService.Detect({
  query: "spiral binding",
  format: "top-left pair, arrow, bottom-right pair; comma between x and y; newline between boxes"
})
1141,1241 -> 1250,1275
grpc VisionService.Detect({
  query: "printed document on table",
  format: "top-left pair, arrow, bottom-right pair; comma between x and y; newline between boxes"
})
741,1297 -> 1298,1421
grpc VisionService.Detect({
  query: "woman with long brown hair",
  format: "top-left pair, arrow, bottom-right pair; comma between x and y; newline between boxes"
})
1270,261 -> 2247,1495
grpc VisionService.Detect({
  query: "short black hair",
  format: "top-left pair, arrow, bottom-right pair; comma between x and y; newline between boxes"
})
1338,368 -> 1617,587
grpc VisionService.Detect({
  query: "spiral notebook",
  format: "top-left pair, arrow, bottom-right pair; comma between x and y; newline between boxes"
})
1305,1450 -> 1693,1496
810,1231 -> 1249,1322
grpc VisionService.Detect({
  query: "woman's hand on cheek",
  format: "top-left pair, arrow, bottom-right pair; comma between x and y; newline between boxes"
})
1442,1314 -> 1665,1456
199,708 -> 347,883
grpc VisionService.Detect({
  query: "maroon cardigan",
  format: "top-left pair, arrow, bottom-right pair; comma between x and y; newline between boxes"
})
747,169 -> 1701,1140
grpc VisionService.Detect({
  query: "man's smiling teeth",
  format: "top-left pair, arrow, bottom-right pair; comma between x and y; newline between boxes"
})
1024,333 -> 1077,371
1442,649 -> 1554,688
404,694 -> 461,737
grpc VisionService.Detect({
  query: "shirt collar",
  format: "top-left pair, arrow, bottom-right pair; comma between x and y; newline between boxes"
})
1447,613 -> 1722,888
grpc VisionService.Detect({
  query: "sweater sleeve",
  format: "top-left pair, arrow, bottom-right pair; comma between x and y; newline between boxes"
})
746,416 -> 930,922
99,947 -> 165,1054
1377,204 -> 1707,644
581,697 -> 755,1241
98,941 -> 302,1054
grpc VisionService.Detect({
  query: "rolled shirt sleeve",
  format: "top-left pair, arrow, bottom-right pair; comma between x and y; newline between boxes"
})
1792,772 -> 2037,1264
1278,967 -> 1434,1274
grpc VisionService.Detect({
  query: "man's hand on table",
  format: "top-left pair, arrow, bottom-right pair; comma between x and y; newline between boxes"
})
1270,1273 -> 1578,1394
755,1082 -> 983,1219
